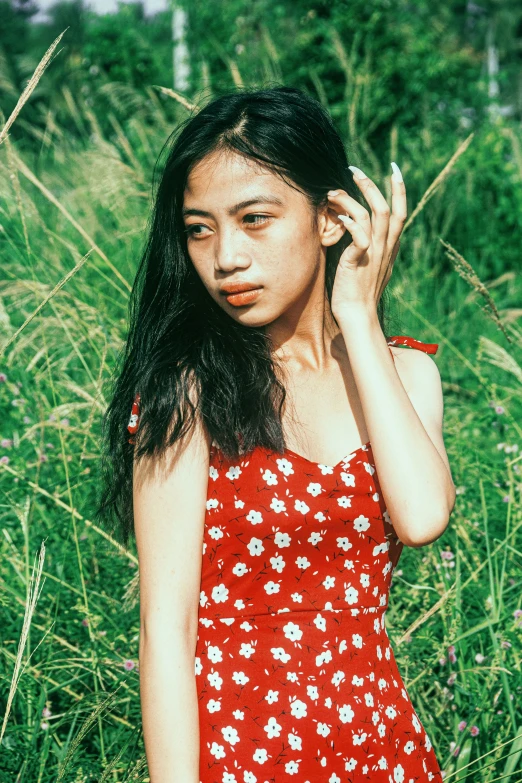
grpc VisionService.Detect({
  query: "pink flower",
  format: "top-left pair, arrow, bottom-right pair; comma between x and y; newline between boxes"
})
0,439 -> 12,448
60,418 -> 70,426
514,609 -> 522,618
439,657 -> 447,666
39,454 -> 48,463
470,726 -> 479,736
42,706 -> 52,718
81,618 -> 89,626
447,644 -> 456,654
503,495 -> 511,503
452,745 -> 460,757
458,721 -> 467,731
495,405 -> 505,414
447,673 -> 457,686
449,651 -> 457,664
123,659 -> 135,671
0,373 -> 6,382
440,550 -> 454,560
0,456 -> 9,465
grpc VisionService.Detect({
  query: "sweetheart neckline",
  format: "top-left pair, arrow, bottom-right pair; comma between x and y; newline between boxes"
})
210,439 -> 373,470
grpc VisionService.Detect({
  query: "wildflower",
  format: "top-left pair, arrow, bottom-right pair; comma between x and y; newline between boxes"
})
470,726 -> 479,737
0,373 -> 6,382
495,406 -> 504,414
447,673 -> 457,686
514,609 -> 522,618
458,721 -> 467,731
39,454 -> 48,463
123,659 -> 136,671
452,746 -> 460,757
475,653 -> 485,664
440,550 -> 454,561
501,640 -> 512,649
0,439 -> 12,448
439,657 -> 447,666
23,416 -> 31,424
41,721 -> 49,730
0,456 -> 9,465
42,706 -> 52,718
60,418 -> 69,426
81,618 -> 89,626
502,495 -> 511,503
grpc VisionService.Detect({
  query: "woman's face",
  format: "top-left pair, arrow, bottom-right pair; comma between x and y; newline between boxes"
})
182,149 -> 343,328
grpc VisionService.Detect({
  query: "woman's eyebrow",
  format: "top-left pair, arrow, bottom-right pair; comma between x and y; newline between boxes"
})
182,195 -> 285,219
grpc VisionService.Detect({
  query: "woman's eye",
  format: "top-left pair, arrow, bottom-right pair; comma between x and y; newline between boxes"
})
185,214 -> 271,238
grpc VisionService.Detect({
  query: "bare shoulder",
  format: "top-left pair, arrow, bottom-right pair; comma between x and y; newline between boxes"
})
389,345 -> 453,481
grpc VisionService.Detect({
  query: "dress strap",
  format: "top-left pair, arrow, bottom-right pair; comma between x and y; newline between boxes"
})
127,392 -> 141,444
386,335 -> 439,355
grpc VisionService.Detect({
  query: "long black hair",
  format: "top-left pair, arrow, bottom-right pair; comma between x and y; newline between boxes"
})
94,84 -> 395,547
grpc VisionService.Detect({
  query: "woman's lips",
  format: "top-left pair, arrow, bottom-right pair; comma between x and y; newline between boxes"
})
224,288 -> 263,306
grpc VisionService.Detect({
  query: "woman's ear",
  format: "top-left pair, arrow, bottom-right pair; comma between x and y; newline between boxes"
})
318,202 -> 347,247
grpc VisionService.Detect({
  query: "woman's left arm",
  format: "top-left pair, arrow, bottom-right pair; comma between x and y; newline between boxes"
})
327,165 -> 456,547
339,309 -> 456,548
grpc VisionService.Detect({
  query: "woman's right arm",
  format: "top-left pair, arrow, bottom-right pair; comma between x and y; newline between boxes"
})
133,406 -> 211,783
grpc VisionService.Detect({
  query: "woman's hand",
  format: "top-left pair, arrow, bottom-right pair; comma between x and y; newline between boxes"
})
328,162 -> 406,322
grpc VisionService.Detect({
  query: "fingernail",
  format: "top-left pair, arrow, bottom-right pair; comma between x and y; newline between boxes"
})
348,165 -> 368,180
328,190 -> 340,196
391,162 -> 403,182
338,214 -> 354,224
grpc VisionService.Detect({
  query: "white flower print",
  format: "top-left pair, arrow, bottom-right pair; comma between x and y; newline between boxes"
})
404,740 -> 415,754
364,461 -> 376,476
345,758 -> 357,771
264,716 -> 282,738
352,730 -> 367,745
353,514 -> 370,532
207,698 -> 220,712
231,671 -> 249,685
352,633 -> 363,648
270,554 -> 285,572
425,733 -> 432,752
238,642 -> 255,658
286,671 -> 299,682
294,499 -> 310,514
234,498 -> 245,509
393,763 -> 405,783
385,705 -> 397,719
379,677 -> 389,690
195,657 -> 202,675
317,722 -> 330,736
234,599 -> 245,610
264,580 -> 280,594
344,558 -> 354,569
207,671 -> 223,690
344,585 -> 359,604
247,537 -> 264,556
209,465 -> 219,481
338,703 -> 355,723
283,621 -> 303,641
212,584 -> 229,603
332,671 -> 345,688
208,525 -> 223,539
246,509 -> 263,525
271,647 -> 291,663
296,556 -> 311,569
378,722 -> 386,738
323,575 -> 335,589
373,541 -> 389,555
329,774 -> 341,783
308,530 -> 323,545
287,732 -> 302,750
275,457 -> 294,476
307,685 -> 319,700
318,464 -> 334,475
313,613 -> 326,632
244,773 -> 256,783
316,649 -> 333,666
207,645 -> 223,663
360,573 -> 370,587
306,482 -> 323,496
291,592 -> 303,603
325,696 -> 333,708
253,747 -> 268,763
337,536 -> 353,551
314,510 -> 326,521
412,713 -> 422,732
289,698 -> 307,718
209,741 -> 225,759
285,760 -> 299,774
265,690 -> 279,704
221,725 -> 240,745
261,468 -> 278,485
226,465 -> 242,480
352,674 -> 364,686
232,562 -> 248,577
270,497 -> 287,513
274,530 -> 291,547
207,498 -> 219,511
337,495 -> 352,508
378,756 -> 388,769
232,709 -> 244,720
340,470 -> 355,487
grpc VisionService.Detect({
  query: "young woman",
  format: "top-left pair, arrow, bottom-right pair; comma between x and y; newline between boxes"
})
96,85 -> 455,782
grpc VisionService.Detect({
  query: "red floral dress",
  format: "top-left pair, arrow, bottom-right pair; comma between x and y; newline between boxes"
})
128,335 -> 443,783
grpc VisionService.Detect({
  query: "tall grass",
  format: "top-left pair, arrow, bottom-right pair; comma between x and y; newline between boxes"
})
1,29 -> 521,783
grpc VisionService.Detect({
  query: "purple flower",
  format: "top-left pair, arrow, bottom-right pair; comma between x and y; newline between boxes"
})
458,720 -> 467,731
470,725 -> 479,737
